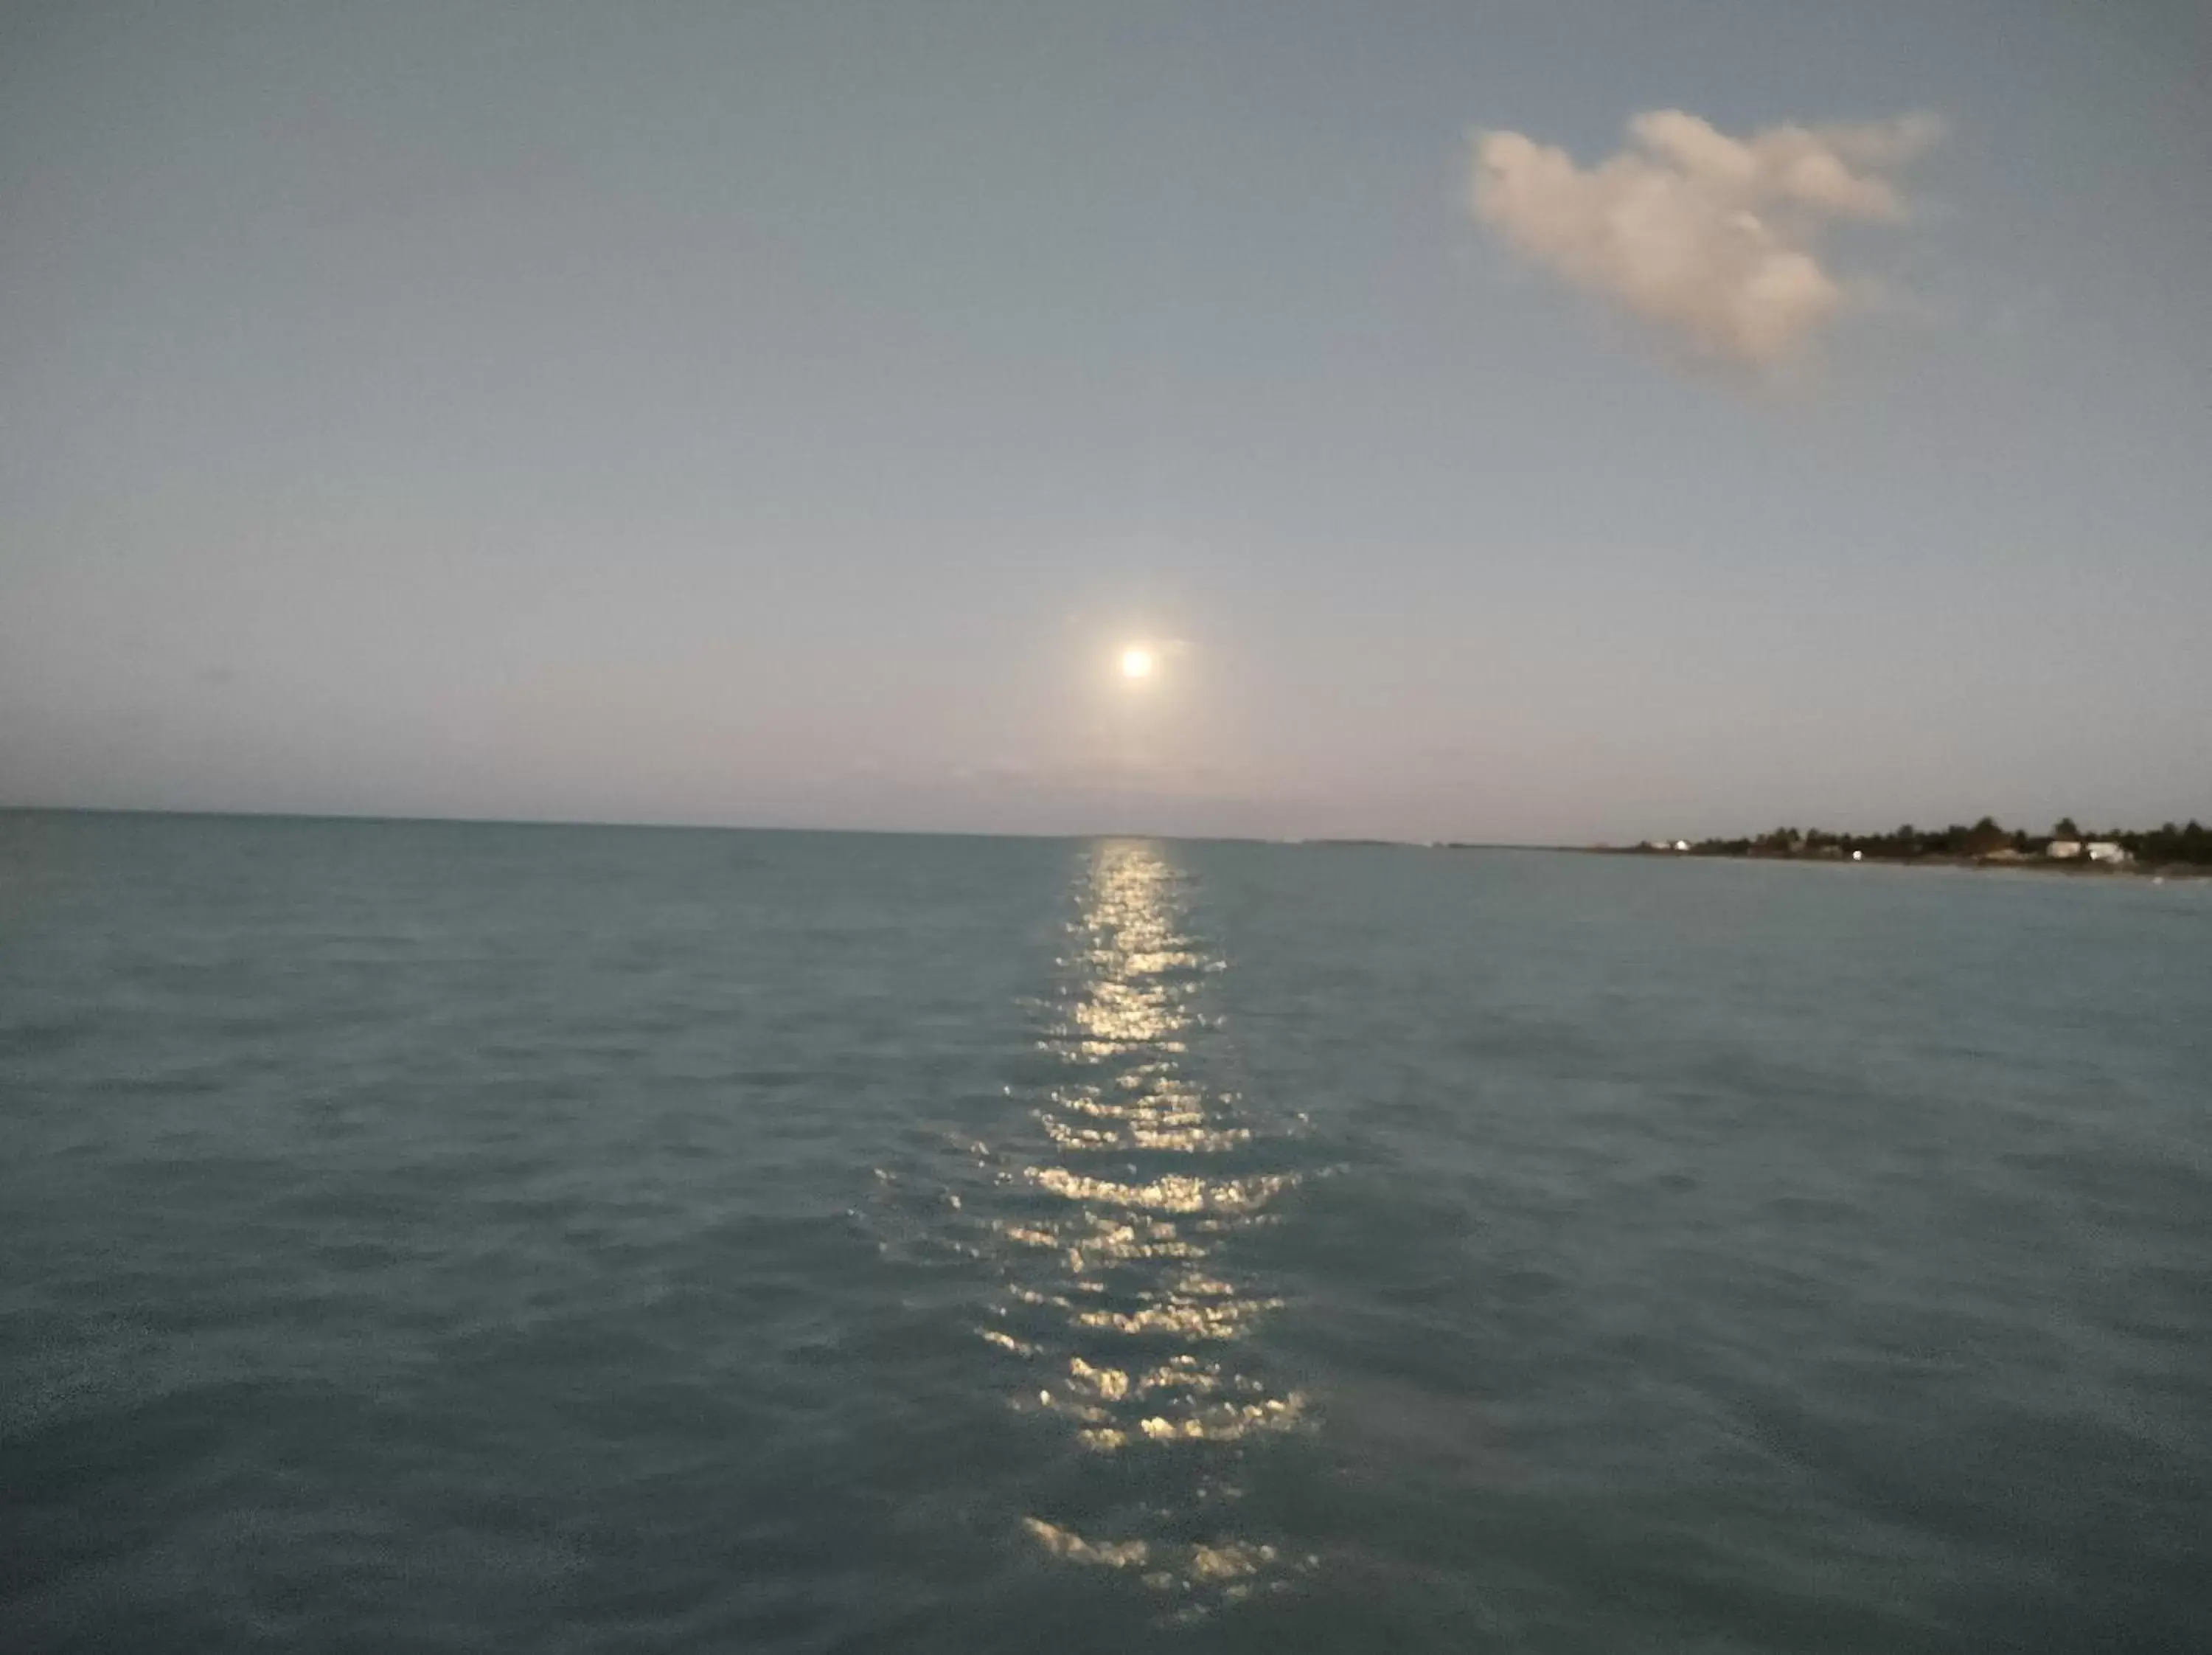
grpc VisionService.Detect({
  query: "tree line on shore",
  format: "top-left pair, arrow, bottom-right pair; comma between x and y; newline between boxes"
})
1653,818 -> 2212,864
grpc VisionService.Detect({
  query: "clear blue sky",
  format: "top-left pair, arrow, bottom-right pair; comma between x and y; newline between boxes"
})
4,1 -> 2207,840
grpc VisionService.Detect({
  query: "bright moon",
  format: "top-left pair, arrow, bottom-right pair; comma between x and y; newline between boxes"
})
1119,646 -> 1155,680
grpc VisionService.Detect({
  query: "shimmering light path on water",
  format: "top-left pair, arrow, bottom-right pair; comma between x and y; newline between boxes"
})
868,840 -> 1317,1613
2,813 -> 2208,1652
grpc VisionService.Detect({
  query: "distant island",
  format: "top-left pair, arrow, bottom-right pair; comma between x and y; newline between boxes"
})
1602,818 -> 2212,875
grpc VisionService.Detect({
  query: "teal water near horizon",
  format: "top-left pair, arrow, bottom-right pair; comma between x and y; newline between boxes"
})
3,811 -> 2208,1651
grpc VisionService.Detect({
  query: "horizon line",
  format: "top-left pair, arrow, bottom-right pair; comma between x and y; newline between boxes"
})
0,801 -> 1567,850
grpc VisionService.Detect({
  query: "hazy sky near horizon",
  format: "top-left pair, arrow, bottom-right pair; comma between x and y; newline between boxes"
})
4,0 -> 2208,840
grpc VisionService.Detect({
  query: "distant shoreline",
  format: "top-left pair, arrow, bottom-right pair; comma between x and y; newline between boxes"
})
1576,846 -> 2212,880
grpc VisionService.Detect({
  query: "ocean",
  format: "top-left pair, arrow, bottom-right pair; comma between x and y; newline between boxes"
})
2,811 -> 2207,1652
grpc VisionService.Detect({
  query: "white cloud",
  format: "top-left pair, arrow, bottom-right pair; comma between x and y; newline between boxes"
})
1471,110 -> 1941,373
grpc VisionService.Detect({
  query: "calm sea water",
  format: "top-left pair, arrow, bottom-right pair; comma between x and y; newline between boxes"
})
2,811 -> 2208,1653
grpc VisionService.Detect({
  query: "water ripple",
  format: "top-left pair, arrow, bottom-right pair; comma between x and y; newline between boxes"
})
979,841 -> 1318,1616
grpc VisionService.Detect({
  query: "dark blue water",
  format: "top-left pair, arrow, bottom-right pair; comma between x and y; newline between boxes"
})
3,812 -> 2208,1652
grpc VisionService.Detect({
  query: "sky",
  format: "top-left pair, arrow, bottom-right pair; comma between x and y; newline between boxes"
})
3,0 -> 2208,842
